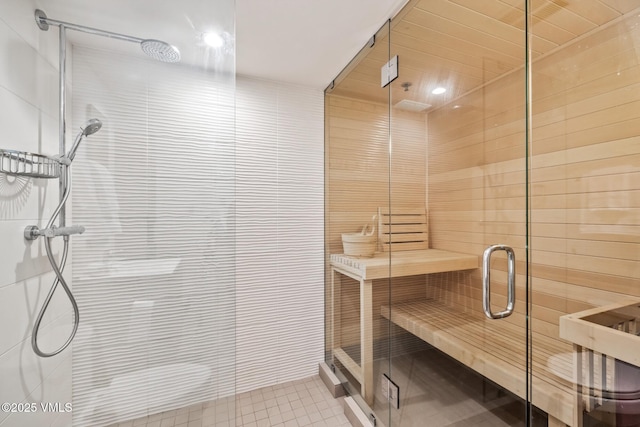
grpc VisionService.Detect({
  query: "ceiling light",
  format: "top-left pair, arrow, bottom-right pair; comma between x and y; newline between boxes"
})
432,87 -> 446,95
203,32 -> 224,48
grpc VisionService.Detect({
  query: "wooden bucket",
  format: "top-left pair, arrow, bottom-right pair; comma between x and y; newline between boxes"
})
341,233 -> 376,258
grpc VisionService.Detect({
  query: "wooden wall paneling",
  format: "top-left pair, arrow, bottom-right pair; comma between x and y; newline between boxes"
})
452,0 -> 622,45
406,4 -> 530,58
327,2 -> 640,422
599,0 -> 640,14
424,14 -> 640,418
416,0 -> 524,39
330,1 -> 640,115
327,93 -> 428,351
338,275 -> 429,349
391,30 -> 505,80
373,39 -> 494,85
394,18 -> 522,70
415,0 -> 563,55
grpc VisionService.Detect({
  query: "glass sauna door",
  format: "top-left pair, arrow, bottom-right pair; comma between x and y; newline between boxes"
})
325,18 -> 393,426
529,2 -> 640,427
387,1 -> 534,426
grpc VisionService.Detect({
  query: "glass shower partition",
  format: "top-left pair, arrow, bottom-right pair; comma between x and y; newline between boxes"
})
68,1 -> 236,426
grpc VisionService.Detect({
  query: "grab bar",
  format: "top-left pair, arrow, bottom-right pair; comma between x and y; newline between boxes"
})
482,244 -> 516,319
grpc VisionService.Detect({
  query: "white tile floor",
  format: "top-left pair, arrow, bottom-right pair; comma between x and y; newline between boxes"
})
108,375 -> 352,427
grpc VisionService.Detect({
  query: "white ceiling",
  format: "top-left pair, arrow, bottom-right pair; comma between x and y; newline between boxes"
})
236,0 -> 409,88
41,0 -> 408,90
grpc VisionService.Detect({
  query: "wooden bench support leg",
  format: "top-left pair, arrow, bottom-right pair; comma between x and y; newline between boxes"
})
361,279 -> 374,406
548,415 -> 568,427
574,344 -> 584,427
331,267 -> 342,355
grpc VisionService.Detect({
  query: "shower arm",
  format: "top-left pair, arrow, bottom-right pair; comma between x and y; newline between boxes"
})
35,10 -> 145,44
35,8 -> 131,229
35,9 -> 179,177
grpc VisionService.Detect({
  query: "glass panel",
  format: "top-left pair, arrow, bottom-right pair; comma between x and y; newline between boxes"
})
530,2 -> 640,426
324,19 -> 392,426
0,1 -> 235,426
69,2 -> 236,425
388,1 -> 533,426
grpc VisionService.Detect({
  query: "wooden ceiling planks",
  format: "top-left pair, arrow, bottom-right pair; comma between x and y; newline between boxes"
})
329,0 -> 635,111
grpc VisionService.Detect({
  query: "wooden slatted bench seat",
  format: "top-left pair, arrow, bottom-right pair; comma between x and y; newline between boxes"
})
330,208 -> 480,408
381,299 -> 576,426
330,250 -> 480,403
331,207 -> 575,425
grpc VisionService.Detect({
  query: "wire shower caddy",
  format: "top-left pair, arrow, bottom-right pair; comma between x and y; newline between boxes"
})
0,148 -> 60,179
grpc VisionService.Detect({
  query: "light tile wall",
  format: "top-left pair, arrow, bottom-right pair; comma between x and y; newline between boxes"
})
70,45 -> 237,427
0,4 -> 325,425
0,1 -> 73,427
235,77 -> 325,394
67,52 -> 324,418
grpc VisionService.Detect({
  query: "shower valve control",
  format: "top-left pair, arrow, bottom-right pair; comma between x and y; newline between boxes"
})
25,225 -> 86,240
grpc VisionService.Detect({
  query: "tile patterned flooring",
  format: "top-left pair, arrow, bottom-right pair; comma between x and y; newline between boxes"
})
108,375 -> 352,427
108,340 -> 544,427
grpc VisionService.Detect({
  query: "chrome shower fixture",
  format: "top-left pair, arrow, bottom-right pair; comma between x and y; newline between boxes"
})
25,119 -> 102,357
81,118 -> 103,137
34,9 -> 181,63
66,118 -> 102,163
141,39 -> 181,63
31,7 -> 180,358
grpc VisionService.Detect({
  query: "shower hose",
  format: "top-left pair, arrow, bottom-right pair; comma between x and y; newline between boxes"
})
32,163 -> 80,357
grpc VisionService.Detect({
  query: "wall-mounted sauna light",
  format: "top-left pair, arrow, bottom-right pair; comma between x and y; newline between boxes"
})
432,87 -> 446,95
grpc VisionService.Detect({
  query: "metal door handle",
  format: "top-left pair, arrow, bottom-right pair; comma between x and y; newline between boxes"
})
482,244 -> 515,319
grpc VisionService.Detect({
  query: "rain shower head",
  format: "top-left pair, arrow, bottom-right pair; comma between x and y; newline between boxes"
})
66,119 -> 102,162
141,39 -> 181,63
35,9 -> 181,63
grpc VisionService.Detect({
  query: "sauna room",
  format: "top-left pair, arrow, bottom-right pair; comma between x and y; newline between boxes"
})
324,1 -> 640,426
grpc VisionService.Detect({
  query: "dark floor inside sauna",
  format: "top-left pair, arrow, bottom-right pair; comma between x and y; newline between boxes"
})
338,333 -> 547,427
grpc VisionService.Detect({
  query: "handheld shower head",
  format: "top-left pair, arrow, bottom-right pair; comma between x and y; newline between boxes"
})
67,118 -> 102,162
82,118 -> 102,136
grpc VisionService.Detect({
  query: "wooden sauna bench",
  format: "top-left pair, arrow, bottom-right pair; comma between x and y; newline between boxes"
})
380,298 -> 576,426
329,249 -> 479,405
